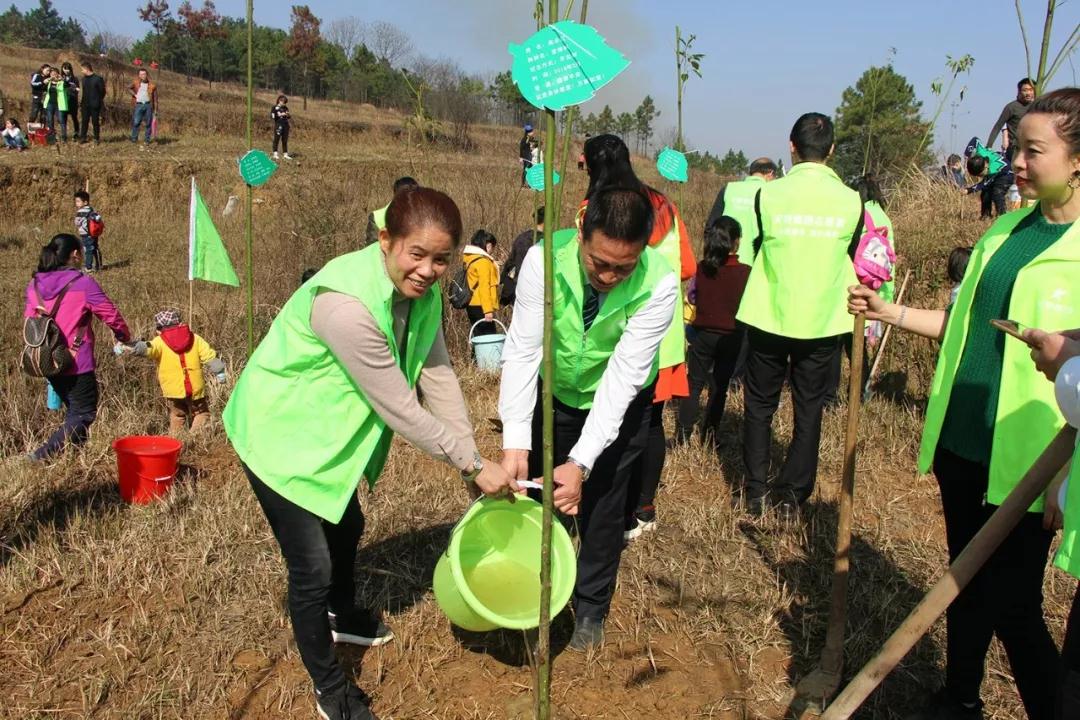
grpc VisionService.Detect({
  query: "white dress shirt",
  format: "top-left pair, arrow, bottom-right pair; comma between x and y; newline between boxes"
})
499,244 -> 677,469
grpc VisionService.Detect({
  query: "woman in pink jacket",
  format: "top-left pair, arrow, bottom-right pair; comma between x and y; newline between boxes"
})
24,234 -> 130,459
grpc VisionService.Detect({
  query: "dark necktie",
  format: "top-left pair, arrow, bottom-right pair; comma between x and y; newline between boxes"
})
582,285 -> 599,331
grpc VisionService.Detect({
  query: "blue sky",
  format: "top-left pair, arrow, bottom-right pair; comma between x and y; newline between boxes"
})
40,1 -> 1080,161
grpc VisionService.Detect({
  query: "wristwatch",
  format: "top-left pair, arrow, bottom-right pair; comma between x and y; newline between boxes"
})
568,456 -> 591,482
461,451 -> 483,483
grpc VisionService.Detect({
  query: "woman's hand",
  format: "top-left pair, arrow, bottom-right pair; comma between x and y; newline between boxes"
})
848,285 -> 888,321
1024,328 -> 1080,381
1043,471 -> 1067,532
473,457 -> 521,500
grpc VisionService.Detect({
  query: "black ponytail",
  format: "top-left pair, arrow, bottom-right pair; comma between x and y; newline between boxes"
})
37,233 -> 81,273
699,216 -> 742,278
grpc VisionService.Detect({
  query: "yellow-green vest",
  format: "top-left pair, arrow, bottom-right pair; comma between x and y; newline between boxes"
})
735,162 -> 862,339
223,243 -> 442,522
653,221 -> 687,369
1056,441 -> 1080,578
918,205 -> 1080,510
720,175 -> 767,266
544,228 -> 672,409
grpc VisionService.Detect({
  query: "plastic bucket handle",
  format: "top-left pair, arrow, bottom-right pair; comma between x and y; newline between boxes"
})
469,319 -> 508,343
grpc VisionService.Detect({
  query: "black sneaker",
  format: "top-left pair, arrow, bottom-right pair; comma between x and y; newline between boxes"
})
328,609 -> 394,647
906,689 -> 984,720
569,616 -> 605,651
315,683 -> 377,720
776,500 -> 802,524
745,495 -> 769,517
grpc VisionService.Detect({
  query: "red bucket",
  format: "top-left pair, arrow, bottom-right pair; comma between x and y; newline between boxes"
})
112,436 -> 183,504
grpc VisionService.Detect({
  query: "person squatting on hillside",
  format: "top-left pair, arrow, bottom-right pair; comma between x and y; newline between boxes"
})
127,309 -> 227,434
498,186 -> 677,650
60,62 -> 79,143
29,63 -> 50,124
130,69 -> 157,146
73,190 -> 103,273
988,77 -> 1035,162
79,62 -> 105,145
848,87 -> 1080,720
461,229 -> 500,339
575,134 -> 696,540
966,137 -> 1014,220
675,216 -> 750,446
223,187 -> 518,720
23,234 -> 130,461
736,112 -> 865,520
271,94 -> 291,160
3,117 -> 27,151
365,176 -> 420,247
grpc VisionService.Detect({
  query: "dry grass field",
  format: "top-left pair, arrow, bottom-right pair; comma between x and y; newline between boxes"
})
0,46 -> 1073,720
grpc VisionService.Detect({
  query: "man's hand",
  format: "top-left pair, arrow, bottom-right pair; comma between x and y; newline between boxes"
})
553,462 -> 583,516
484,312 -> 494,321
1024,328 -> 1080,381
500,449 -> 530,482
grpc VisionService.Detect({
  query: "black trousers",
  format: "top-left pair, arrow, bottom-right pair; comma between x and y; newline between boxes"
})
465,304 -> 496,337
677,326 -> 745,441
933,448 -> 1058,718
742,328 -> 841,504
29,96 -> 44,123
80,105 -> 101,142
528,383 -> 653,619
245,465 -> 365,694
625,401 -> 666,518
273,123 -> 289,153
1060,584 -> 1080,720
980,173 -> 1011,219
823,332 -> 870,406
36,372 -> 98,459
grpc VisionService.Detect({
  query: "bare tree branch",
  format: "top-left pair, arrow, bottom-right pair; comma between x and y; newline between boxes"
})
368,21 -> 413,67
1015,0 -> 1033,80
325,16 -> 366,62
1044,23 -> 1080,86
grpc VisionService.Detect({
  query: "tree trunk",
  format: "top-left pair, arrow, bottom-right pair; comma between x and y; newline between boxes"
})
303,63 -> 309,110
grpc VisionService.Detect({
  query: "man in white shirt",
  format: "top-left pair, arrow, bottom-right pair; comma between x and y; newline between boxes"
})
499,187 -> 676,650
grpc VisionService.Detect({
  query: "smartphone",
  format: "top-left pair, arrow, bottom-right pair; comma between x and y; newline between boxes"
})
990,318 -> 1030,342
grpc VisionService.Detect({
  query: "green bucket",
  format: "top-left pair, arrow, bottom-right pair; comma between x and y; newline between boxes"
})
434,496 -> 577,631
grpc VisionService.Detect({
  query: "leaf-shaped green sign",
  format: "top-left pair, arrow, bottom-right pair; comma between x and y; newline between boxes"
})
508,21 -> 630,111
526,163 -> 560,192
656,147 -> 688,183
238,149 -> 277,187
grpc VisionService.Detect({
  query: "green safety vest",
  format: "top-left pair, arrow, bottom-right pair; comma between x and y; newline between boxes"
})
720,175 -> 767,267
543,228 -> 672,409
44,79 -> 68,112
918,205 -> 1080,510
653,221 -> 686,369
373,203 -> 390,231
735,162 -> 862,339
223,243 -> 442,523
1057,442 -> 1080,578
866,201 -> 897,303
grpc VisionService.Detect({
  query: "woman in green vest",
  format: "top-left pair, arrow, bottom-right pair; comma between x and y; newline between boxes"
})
849,88 -> 1080,720
224,187 -> 518,720
42,66 -> 68,142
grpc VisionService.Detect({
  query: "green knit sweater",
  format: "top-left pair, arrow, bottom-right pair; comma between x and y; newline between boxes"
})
939,209 -> 1073,465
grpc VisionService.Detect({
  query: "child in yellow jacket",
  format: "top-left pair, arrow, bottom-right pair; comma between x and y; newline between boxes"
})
132,309 -> 226,433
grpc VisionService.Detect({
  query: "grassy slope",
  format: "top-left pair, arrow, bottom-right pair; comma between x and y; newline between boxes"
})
0,46 -> 1070,720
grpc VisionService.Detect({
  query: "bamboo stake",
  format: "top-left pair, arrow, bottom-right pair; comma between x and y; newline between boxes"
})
536,8 -> 559,720
795,312 -> 866,711
244,0 -> 255,355
862,269 -> 911,401
820,425 -> 1076,720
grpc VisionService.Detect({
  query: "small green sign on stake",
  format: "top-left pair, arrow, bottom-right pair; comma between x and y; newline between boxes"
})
526,163 -> 560,192
509,21 -> 630,111
238,149 -> 277,187
657,147 -> 689,183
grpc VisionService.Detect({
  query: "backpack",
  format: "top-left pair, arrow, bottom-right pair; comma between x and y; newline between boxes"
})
448,257 -> 482,309
853,209 -> 896,291
87,211 -> 104,239
21,277 -> 85,378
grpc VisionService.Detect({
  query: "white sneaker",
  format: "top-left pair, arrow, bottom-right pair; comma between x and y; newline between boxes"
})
283,153 -> 293,160
272,151 -> 279,160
